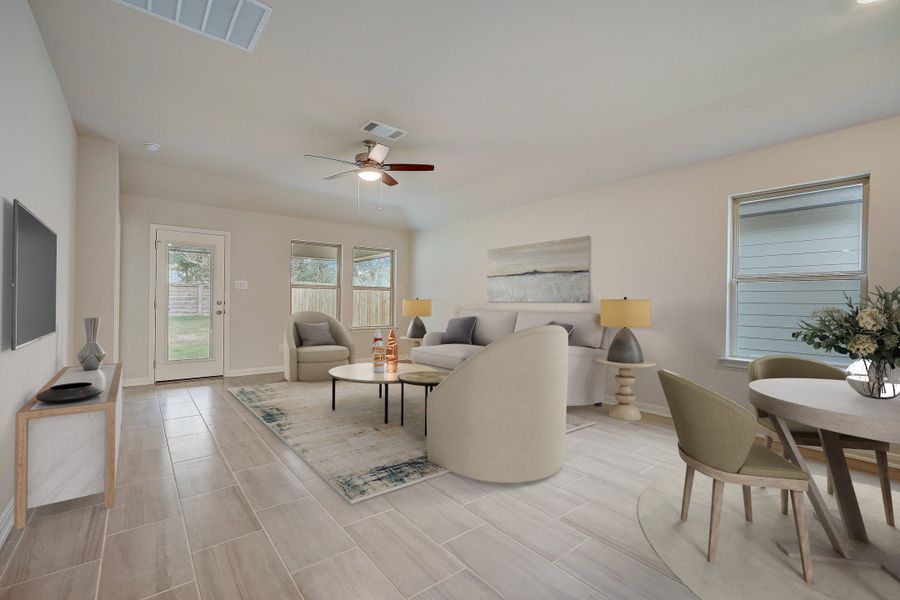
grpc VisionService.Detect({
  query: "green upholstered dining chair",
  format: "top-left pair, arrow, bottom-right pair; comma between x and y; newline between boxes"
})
658,370 -> 813,583
749,355 -> 893,526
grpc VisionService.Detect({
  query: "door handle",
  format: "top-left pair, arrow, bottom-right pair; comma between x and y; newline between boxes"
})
216,310 -> 224,315
216,300 -> 223,305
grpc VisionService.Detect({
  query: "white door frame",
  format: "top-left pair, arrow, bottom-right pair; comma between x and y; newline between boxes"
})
148,224 -> 231,382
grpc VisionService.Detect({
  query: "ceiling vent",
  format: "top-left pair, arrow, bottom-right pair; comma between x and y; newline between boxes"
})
358,120 -> 408,141
115,0 -> 271,52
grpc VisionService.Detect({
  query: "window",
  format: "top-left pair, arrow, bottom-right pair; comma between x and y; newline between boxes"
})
291,241 -> 341,318
352,246 -> 395,328
728,176 -> 868,363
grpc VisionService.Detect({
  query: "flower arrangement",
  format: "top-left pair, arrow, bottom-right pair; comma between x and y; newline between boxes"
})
793,285 -> 900,398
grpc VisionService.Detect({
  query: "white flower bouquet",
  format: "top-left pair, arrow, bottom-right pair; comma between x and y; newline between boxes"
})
793,286 -> 900,398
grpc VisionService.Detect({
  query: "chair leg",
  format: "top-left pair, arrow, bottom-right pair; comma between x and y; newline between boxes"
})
742,485 -> 753,522
790,490 -> 813,584
781,490 -> 789,515
681,464 -> 695,521
708,479 -> 725,562
765,435 -> 773,449
826,467 -> 834,496
876,450 -> 894,527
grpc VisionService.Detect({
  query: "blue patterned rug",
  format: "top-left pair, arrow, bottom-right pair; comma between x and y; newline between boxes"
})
230,381 -> 592,503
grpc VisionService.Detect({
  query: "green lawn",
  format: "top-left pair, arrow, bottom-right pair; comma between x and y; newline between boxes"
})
168,315 -> 210,361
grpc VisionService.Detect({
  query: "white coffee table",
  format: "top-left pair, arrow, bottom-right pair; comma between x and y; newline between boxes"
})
329,363 -> 437,424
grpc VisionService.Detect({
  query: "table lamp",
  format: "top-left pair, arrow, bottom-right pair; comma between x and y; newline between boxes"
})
600,298 -> 652,363
402,298 -> 432,339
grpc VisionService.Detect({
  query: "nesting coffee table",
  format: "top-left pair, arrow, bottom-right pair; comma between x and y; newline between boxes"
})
328,363 -> 438,425
398,371 -> 448,434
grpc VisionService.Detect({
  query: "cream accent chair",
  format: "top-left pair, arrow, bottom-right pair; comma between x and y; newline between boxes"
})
426,326 -> 568,483
283,311 -> 355,382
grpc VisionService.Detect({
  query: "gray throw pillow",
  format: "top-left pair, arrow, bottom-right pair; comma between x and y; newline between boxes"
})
442,316 -> 477,345
548,321 -> 575,337
297,321 -> 337,347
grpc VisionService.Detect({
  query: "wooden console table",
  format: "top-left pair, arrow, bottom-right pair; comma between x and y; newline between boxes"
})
15,364 -> 122,528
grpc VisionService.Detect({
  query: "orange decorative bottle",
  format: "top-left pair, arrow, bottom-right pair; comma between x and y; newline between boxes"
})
386,329 -> 399,373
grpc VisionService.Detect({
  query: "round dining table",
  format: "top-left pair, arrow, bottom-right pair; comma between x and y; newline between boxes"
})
749,378 -> 900,581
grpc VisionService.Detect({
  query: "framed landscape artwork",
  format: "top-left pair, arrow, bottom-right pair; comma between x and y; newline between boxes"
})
486,236 -> 590,303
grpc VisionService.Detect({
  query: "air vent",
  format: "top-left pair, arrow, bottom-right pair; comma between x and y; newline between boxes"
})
115,0 -> 271,52
358,120 -> 408,141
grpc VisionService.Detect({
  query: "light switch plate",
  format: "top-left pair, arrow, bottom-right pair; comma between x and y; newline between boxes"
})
234,280 -> 248,289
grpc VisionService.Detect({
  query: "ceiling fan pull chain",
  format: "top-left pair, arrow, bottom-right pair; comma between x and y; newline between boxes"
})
357,177 -> 361,213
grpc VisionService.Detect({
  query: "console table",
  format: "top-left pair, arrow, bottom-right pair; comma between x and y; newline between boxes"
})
15,364 -> 122,528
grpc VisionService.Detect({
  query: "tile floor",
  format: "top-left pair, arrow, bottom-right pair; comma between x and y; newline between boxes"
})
0,371 -> 813,600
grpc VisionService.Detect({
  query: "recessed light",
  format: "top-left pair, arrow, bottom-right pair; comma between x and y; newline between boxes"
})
143,142 -> 161,152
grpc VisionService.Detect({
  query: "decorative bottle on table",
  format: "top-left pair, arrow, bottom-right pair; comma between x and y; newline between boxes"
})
372,329 -> 386,373
77,317 -> 106,371
386,329 -> 399,373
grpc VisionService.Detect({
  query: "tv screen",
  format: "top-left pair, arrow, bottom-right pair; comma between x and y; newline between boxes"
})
12,199 -> 57,349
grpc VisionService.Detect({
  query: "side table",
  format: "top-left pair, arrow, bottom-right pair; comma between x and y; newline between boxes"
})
595,358 -> 656,421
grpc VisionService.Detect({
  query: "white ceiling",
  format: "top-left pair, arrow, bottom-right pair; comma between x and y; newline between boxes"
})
30,0 -> 900,230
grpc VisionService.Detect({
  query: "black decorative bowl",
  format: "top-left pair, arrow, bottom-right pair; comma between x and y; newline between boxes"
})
37,381 -> 104,404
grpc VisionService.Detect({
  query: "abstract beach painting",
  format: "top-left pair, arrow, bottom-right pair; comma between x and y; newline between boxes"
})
487,236 -> 590,303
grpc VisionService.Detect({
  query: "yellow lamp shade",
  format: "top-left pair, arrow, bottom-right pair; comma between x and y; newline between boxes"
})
402,298 -> 432,317
600,299 -> 652,328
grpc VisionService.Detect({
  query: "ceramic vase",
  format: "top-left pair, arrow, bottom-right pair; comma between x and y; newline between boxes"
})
386,330 -> 398,373
77,317 -> 106,371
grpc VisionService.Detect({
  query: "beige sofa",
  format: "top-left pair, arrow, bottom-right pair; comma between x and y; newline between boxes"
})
411,309 -> 608,406
427,326 -> 568,482
283,311 -> 355,382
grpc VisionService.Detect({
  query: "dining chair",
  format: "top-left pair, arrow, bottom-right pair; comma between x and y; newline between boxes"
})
658,370 -> 813,583
749,355 -> 893,526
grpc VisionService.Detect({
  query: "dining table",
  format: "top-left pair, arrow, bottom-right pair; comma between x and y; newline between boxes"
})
749,377 -> 900,582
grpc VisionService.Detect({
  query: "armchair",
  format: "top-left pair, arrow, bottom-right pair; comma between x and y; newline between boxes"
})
284,311 -> 355,382
426,326 -> 568,483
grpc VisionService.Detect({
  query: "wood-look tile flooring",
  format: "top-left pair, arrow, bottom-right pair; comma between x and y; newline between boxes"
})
0,373 -> 709,600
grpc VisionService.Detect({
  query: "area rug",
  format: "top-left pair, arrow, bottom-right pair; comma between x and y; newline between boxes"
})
230,380 -> 592,503
637,464 -> 900,599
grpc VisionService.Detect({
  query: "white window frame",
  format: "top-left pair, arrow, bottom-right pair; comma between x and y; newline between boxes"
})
724,174 -> 869,366
290,240 -> 342,319
351,246 -> 396,329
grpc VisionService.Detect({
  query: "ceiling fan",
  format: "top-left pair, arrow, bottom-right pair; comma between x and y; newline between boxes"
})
305,140 -> 434,186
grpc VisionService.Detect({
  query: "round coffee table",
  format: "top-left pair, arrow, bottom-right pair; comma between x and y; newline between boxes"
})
328,363 -> 437,424
398,371 -> 448,434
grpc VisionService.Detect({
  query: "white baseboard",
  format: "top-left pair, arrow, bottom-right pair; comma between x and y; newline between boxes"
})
224,366 -> 283,377
124,377 -> 153,387
0,497 -> 14,546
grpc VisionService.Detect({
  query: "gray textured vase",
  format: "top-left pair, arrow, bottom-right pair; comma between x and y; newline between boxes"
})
77,317 -> 106,371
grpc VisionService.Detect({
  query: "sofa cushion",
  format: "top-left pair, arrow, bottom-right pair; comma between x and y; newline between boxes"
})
443,316 -> 477,345
296,321 -> 336,347
411,344 -> 483,370
514,311 -> 604,348
296,345 -> 350,363
459,310 -> 518,346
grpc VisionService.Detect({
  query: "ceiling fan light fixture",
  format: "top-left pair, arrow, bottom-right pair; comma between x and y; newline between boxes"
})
358,169 -> 383,182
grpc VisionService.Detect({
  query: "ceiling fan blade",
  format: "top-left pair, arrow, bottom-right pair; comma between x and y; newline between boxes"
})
367,143 -> 390,164
305,154 -> 359,167
323,169 -> 359,180
381,172 -> 398,186
383,163 -> 434,171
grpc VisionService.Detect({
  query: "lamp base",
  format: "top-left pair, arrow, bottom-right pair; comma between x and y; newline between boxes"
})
607,327 -> 644,363
406,316 -> 427,339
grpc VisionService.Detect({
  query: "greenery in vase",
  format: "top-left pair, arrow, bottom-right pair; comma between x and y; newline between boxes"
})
793,286 -> 900,396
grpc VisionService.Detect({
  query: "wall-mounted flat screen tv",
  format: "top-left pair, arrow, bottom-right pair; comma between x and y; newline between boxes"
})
12,199 -> 57,349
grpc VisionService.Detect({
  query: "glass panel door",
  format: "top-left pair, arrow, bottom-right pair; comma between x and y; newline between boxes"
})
167,245 -> 213,361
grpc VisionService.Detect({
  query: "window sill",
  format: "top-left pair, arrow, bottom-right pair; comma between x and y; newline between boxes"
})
718,356 -> 752,369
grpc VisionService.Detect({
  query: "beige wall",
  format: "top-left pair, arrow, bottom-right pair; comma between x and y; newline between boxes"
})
120,193 -> 412,383
74,136 -> 120,361
0,1 -> 76,518
412,115 -> 900,414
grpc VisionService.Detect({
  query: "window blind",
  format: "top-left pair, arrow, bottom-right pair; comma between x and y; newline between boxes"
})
731,180 -> 866,362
